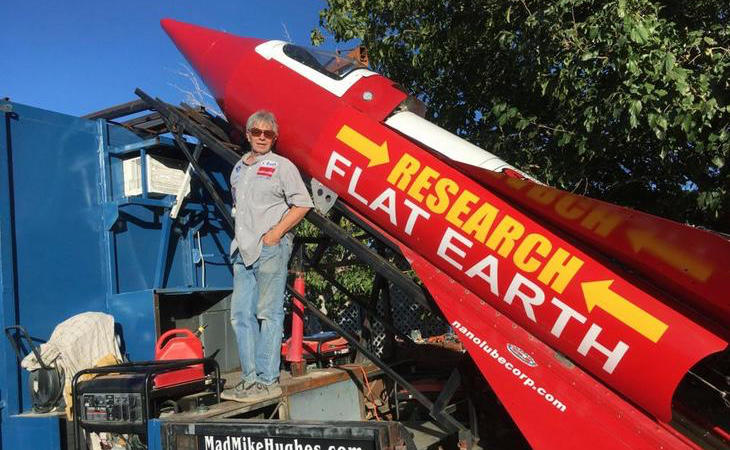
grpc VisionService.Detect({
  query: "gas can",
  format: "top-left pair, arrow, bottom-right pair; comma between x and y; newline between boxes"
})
153,328 -> 204,388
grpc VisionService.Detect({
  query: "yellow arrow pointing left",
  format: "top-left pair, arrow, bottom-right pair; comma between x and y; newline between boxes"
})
626,228 -> 713,282
582,280 -> 668,343
336,125 -> 390,167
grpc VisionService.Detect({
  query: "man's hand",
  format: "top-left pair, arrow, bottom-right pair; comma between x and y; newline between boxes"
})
262,229 -> 281,246
262,206 -> 310,246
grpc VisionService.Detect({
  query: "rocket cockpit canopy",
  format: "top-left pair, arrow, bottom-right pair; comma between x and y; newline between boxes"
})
282,44 -> 365,80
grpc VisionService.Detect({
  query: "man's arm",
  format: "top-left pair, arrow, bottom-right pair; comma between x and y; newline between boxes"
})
262,205 -> 311,245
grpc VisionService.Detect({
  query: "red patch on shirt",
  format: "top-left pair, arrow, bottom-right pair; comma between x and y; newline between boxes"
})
257,166 -> 276,177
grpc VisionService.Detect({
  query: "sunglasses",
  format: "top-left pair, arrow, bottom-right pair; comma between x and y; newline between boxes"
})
249,128 -> 276,139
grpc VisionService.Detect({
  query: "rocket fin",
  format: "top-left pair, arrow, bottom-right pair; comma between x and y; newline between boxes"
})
402,244 -> 695,449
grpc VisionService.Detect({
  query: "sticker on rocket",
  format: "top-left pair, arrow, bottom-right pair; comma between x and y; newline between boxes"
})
507,343 -> 538,367
313,112 -> 727,421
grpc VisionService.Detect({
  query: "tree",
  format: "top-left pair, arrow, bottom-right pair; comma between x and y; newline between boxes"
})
313,0 -> 730,232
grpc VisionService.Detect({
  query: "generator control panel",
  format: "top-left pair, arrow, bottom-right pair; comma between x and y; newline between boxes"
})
81,393 -> 144,424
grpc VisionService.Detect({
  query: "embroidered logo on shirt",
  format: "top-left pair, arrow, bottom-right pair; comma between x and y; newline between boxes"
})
257,166 -> 276,177
256,160 -> 278,177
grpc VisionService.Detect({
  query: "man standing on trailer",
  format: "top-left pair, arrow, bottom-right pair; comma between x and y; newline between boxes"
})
222,110 -> 313,402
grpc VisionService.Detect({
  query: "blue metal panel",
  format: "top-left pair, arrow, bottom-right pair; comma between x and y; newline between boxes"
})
114,204 -> 171,293
5,415 -> 61,450
0,101 -> 236,448
108,289 -> 158,361
11,105 -> 108,337
4,105 -> 110,427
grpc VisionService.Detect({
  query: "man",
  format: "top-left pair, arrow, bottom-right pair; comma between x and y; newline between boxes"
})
222,110 -> 313,402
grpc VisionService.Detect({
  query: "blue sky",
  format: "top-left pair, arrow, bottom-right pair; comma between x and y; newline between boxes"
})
0,1 -> 343,116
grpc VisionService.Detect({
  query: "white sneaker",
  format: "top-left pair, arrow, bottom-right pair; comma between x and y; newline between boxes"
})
243,382 -> 282,403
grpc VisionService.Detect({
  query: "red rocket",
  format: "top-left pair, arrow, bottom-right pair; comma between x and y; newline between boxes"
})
161,19 -> 730,449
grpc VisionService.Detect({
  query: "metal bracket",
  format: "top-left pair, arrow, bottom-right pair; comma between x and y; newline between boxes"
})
311,178 -> 338,214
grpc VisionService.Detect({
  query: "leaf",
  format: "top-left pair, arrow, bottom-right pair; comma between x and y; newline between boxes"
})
310,28 -> 325,46
557,133 -> 572,146
629,99 -> 643,125
627,58 -> 639,74
516,118 -> 530,130
540,80 -> 549,96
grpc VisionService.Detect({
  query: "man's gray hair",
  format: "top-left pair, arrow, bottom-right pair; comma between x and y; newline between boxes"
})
246,110 -> 279,135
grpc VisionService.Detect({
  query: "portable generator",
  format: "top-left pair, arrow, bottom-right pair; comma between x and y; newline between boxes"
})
72,329 -> 221,447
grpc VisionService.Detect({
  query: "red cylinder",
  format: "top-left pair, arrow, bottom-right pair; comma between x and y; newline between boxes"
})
286,275 -> 306,363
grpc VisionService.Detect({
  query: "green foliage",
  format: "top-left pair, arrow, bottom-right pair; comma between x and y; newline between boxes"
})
296,217 -> 376,316
315,0 -> 730,231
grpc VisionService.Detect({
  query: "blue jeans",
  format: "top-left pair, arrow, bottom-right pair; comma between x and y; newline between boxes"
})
231,235 -> 293,386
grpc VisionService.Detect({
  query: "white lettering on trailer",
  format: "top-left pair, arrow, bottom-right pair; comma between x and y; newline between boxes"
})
204,436 -> 330,450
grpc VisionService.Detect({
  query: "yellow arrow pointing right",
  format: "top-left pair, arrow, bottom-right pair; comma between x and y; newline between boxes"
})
336,125 -> 390,167
582,280 -> 668,343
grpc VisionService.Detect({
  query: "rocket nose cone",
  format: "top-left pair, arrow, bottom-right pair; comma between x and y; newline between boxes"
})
160,18 -> 263,105
159,18 -> 178,35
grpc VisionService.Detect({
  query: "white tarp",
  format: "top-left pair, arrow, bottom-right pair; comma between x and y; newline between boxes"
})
21,311 -> 122,387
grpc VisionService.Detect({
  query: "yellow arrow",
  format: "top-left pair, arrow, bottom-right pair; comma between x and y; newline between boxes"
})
581,280 -> 668,343
626,229 -> 713,282
336,125 -> 390,167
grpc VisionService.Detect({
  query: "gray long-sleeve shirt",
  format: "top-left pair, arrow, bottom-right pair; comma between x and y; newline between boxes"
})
230,151 -> 313,266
